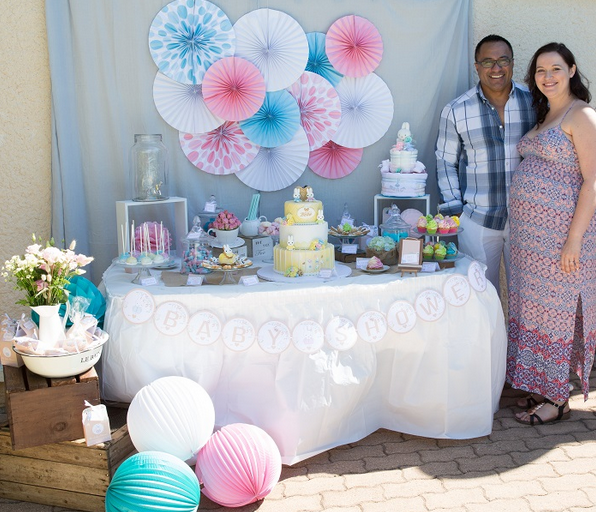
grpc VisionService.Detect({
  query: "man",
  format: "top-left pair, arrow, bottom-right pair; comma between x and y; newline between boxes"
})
436,35 -> 535,296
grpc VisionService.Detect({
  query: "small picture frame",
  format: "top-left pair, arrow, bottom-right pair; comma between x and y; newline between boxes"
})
397,237 -> 423,276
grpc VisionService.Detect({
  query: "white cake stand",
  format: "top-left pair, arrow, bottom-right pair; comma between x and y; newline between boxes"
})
257,262 -> 352,283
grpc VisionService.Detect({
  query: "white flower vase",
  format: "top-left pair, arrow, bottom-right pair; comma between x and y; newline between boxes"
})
31,304 -> 66,346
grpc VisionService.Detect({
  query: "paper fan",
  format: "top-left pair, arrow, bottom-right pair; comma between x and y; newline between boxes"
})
179,121 -> 260,175
287,71 -> 341,151
202,57 -> 266,121
308,141 -> 363,179
234,9 -> 308,92
325,15 -> 383,78
235,127 -> 309,191
331,74 -> 394,148
153,71 -> 224,133
148,0 -> 235,84
306,32 -> 343,87
239,90 -> 300,148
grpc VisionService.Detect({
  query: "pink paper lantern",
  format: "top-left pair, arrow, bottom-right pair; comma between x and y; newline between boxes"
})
195,423 -> 282,507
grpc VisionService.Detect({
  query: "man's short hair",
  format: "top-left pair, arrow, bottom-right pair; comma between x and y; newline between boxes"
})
474,35 -> 514,61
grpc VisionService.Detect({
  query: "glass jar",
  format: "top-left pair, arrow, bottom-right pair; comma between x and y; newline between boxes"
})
380,204 -> 410,243
130,134 -> 169,202
181,217 -> 214,274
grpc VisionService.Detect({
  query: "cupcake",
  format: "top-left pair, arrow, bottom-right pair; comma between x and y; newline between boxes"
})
426,218 -> 438,235
417,216 -> 427,233
422,243 -> 434,261
434,244 -> 447,260
438,219 -> 450,234
367,256 -> 384,270
446,242 -> 458,259
445,216 -> 458,233
451,215 -> 460,228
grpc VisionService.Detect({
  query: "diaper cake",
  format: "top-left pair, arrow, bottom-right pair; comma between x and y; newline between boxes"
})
380,122 -> 428,197
273,186 -> 335,276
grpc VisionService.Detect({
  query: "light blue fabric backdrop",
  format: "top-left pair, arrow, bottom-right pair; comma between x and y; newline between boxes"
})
46,0 -> 470,282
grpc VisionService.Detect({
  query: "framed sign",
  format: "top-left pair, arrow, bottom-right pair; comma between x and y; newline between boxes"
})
397,237 -> 423,276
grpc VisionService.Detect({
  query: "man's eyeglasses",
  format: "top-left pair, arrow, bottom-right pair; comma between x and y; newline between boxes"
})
476,57 -> 512,69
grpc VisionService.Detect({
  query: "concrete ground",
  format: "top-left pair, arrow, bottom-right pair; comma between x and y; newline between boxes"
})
2,367 -> 596,512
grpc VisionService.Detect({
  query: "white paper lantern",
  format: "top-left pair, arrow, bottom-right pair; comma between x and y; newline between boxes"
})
127,376 -> 215,462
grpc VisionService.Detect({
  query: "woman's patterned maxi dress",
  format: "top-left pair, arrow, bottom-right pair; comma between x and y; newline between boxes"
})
507,122 -> 596,402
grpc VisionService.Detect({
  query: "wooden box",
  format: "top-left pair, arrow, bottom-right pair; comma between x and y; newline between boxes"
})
4,364 -> 101,450
0,421 -> 135,512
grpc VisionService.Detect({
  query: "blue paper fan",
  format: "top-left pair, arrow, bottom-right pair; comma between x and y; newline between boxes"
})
148,0 -> 235,85
306,32 -> 343,87
239,90 -> 301,148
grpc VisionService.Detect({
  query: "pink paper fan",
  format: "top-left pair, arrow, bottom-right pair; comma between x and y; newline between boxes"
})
325,15 -> 383,78
308,140 -> 363,179
179,121 -> 260,175
202,57 -> 266,122
287,71 -> 341,151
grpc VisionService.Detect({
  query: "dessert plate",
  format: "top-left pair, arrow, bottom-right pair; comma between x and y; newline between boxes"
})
362,265 -> 390,274
209,237 -> 245,249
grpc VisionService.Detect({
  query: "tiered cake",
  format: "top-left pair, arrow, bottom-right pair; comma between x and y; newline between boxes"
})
273,186 -> 335,276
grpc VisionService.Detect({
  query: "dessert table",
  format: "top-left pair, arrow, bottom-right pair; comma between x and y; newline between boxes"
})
100,257 -> 506,465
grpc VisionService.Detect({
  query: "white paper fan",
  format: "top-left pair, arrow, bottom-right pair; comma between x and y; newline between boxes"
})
235,127 -> 309,191
234,8 -> 309,92
153,71 -> 224,134
331,73 -> 394,148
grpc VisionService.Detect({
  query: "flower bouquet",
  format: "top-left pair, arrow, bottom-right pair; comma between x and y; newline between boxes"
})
208,210 -> 241,246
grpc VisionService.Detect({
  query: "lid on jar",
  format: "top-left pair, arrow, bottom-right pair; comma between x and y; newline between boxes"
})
183,216 -> 215,243
380,204 -> 410,232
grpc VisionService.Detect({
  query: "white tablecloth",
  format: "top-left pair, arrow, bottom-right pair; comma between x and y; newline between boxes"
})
100,258 -> 506,464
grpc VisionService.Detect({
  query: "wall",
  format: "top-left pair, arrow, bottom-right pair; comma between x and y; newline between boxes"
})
0,0 -> 594,318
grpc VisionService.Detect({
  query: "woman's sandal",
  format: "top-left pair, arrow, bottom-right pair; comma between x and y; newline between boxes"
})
516,393 -> 544,409
515,399 -> 570,425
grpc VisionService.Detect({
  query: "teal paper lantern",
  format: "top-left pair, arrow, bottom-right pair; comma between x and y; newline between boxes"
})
106,451 -> 200,512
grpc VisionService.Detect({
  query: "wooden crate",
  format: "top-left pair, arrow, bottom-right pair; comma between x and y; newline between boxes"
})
0,421 -> 135,512
4,364 -> 101,450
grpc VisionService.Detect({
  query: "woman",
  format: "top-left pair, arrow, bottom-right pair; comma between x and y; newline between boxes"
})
507,42 -> 596,425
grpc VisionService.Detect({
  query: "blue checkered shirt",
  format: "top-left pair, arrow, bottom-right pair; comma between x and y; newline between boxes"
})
435,82 -> 535,230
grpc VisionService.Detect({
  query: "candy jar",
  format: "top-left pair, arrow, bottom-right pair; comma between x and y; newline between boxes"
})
181,217 -> 214,274
130,134 -> 169,201
380,204 -> 410,243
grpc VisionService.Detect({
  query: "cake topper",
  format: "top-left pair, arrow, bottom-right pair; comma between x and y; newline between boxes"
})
397,122 -> 412,143
293,187 -> 301,202
287,235 -> 295,251
305,186 -> 315,201
316,209 -> 325,223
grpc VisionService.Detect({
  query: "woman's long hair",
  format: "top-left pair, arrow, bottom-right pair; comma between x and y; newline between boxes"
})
525,42 -> 591,125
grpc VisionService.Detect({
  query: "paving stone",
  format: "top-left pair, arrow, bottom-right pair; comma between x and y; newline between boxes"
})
383,477 -> 445,498
283,475 -> 345,496
344,469 -> 406,488
457,453 -> 516,473
321,487 -> 385,508
401,461 -> 462,480
472,438 -> 529,456
559,441 -> 596,459
499,463 -> 559,481
330,443 -> 385,461
534,419 -> 591,435
441,470 -> 500,490
361,496 -> 427,512
436,437 -> 485,447
550,458 -> 596,476
424,487 -> 487,509
363,451 -> 422,471
482,479 -> 546,499
321,508 -> 362,512
526,490 -> 592,510
488,425 -> 540,441
524,433 -> 577,450
355,428 -> 404,445
256,495 -> 323,512
510,447 -> 570,465
465,499 -> 533,512
384,437 -> 439,454
306,459 -> 366,477
577,486 -> 596,505
419,445 -> 476,463
538,474 -> 596,492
